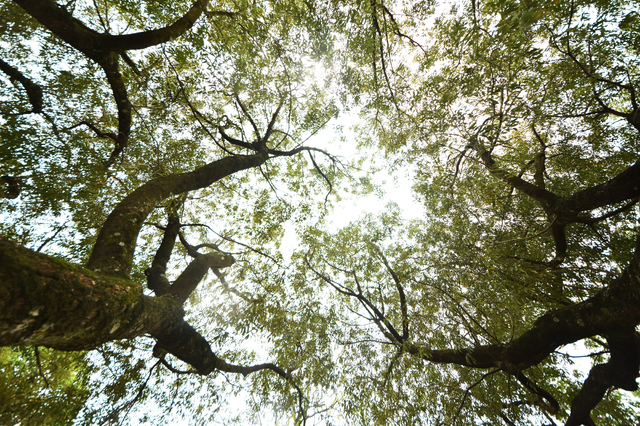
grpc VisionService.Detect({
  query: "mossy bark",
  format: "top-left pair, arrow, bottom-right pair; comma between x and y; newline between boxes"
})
0,238 -> 181,350
0,238 -> 238,374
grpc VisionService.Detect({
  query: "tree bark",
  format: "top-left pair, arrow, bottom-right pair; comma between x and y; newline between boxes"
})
0,238 -> 180,350
87,152 -> 267,277
0,237 -> 236,374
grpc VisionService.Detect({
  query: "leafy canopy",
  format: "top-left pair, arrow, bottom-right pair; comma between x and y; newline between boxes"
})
2,0 -> 640,425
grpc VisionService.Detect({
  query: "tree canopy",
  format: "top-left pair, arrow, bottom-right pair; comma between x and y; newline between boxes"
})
1,0 -> 640,425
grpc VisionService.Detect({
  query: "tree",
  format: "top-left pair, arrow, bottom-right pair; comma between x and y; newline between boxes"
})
295,0 -> 640,424
2,0 -> 340,423
1,0 -> 640,425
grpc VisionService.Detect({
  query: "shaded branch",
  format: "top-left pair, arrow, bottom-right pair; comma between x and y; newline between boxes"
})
96,0 -> 210,51
378,3 -> 427,54
233,93 -> 262,141
0,57 -> 43,113
531,126 -> 547,189
33,346 -> 50,388
469,135 -> 558,208
14,0 -> 211,166
150,313 -> 307,422
305,255 -> 403,344
14,0 -> 132,166
145,215 -> 180,296
575,197 -> 640,224
177,231 -> 245,299
494,216 -> 557,246
372,244 -> 409,340
107,359 -> 161,425
552,36 -> 639,130
371,0 -> 401,114
159,357 -> 199,375
566,328 -> 640,426
308,151 -> 333,206
262,96 -> 286,145
35,224 -> 67,253
69,120 -> 118,141
398,234 -> 640,378
14,0 -> 210,52
162,49 -> 235,155
453,369 -> 500,425
218,126 -> 254,151
555,161 -> 640,216
100,53 -> 132,168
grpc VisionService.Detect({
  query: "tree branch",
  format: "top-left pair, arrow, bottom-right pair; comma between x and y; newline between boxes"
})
145,215 -> 180,296
372,244 -> 409,340
575,197 -> 640,224
555,161 -> 640,216
0,57 -> 43,113
168,252 -> 234,304
514,371 -> 559,414
95,0 -> 210,51
87,151 -> 268,276
566,328 -> 639,426
13,0 -> 208,167
14,0 -> 210,52
404,233 -> 640,377
469,135 -> 559,208
0,175 -> 20,199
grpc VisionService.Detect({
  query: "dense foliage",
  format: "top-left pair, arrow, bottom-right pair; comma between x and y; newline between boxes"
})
1,0 -> 640,425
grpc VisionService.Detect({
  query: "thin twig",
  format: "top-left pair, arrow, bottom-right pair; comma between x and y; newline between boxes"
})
33,346 -> 50,388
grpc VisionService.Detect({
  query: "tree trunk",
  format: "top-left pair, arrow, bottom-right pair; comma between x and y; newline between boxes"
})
0,238 -> 182,351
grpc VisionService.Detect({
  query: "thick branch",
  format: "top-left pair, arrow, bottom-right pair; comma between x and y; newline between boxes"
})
0,238 -> 182,350
566,328 -> 639,426
14,0 -> 131,165
169,252 -> 234,304
404,236 -> 640,372
0,57 -> 43,113
472,135 -> 640,260
554,161 -> 640,216
145,215 -> 181,296
0,176 -> 20,199
87,152 -> 268,276
13,0 -> 207,166
533,151 -> 546,189
218,126 -> 254,151
470,136 -> 568,257
13,0 -> 103,57
0,237 -> 294,393
96,0 -> 210,51
13,0 -> 209,53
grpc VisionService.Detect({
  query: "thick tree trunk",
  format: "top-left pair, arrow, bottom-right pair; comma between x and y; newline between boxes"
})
0,238 -> 181,350
0,238 -> 274,375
